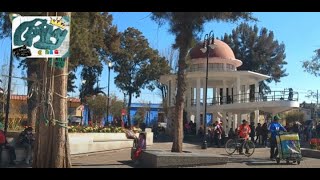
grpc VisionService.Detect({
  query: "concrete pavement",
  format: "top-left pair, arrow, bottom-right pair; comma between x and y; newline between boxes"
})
71,142 -> 320,168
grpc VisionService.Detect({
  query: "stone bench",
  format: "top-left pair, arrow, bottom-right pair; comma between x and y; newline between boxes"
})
69,131 -> 153,155
139,150 -> 229,168
1,131 -> 154,159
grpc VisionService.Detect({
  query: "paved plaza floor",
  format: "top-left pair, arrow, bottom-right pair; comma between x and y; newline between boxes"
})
71,142 -> 320,168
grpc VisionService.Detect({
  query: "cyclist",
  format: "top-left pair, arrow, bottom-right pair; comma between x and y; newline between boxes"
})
238,119 -> 251,154
268,115 -> 286,160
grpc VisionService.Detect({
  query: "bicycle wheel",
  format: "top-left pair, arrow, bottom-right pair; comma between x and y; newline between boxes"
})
225,139 -> 237,155
242,140 -> 255,157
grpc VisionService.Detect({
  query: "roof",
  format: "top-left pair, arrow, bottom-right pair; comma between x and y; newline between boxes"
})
189,39 -> 243,67
190,39 -> 236,60
10,95 -> 27,101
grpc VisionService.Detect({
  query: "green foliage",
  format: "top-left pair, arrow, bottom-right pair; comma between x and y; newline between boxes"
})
109,95 -> 124,120
151,12 -> 256,49
133,104 -> 150,126
111,27 -> 169,97
68,125 -> 125,133
222,23 -> 287,93
67,71 -> 77,93
86,95 -> 107,124
285,111 -> 305,123
79,65 -> 105,102
310,139 -> 320,150
111,27 -> 170,126
302,49 -> 320,77
70,12 -> 120,69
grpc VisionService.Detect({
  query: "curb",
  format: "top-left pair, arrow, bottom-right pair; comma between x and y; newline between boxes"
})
301,148 -> 320,159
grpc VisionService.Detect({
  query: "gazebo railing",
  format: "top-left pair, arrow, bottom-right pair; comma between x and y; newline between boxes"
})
190,90 -> 299,106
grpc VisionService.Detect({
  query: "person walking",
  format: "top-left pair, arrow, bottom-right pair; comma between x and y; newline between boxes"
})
261,123 -> 268,147
268,115 -> 286,160
249,121 -> 255,142
255,123 -> 262,145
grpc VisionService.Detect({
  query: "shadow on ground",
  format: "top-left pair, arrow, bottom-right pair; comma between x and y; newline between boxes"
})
153,134 -> 173,143
72,160 -> 137,168
1,162 -> 31,168
245,161 -> 298,166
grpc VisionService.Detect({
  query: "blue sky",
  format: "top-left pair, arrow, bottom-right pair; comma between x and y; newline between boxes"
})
1,12 -> 320,104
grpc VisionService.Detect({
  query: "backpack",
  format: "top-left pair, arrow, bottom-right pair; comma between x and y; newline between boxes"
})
0,131 -> 5,144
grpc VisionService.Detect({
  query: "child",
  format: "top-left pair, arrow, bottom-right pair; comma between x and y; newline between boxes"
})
133,133 -> 146,164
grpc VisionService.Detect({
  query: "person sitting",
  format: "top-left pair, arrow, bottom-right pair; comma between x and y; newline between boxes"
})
0,123 -> 16,166
18,127 -> 35,165
133,133 -> 146,165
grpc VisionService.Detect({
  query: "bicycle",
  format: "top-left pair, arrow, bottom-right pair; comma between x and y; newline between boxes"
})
225,137 -> 255,157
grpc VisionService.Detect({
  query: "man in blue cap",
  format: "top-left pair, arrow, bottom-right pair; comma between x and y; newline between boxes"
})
268,115 -> 286,160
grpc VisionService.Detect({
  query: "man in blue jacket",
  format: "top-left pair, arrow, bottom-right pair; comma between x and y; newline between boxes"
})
268,115 -> 286,160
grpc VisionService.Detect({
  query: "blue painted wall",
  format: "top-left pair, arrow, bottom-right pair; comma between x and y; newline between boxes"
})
82,103 -> 163,127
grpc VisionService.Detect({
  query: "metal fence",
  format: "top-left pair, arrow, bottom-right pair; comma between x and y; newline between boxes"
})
191,90 -> 299,106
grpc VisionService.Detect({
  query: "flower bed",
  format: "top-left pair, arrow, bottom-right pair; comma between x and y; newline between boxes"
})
68,125 -> 141,133
310,138 -> 320,150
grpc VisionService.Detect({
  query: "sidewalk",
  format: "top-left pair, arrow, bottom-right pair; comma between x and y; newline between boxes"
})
71,142 -> 320,168
2,139 -> 319,168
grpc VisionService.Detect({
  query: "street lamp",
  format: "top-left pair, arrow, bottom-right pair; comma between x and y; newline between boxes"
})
106,61 -> 113,125
200,31 -> 215,149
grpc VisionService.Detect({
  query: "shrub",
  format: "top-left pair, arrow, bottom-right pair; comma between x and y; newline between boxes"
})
310,138 -> 320,150
68,125 -> 127,133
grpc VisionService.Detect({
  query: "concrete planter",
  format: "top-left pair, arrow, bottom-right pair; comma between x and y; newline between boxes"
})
1,132 -> 154,163
68,132 -> 153,155
69,133 -> 127,142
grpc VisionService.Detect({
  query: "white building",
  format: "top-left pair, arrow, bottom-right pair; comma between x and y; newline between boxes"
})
160,39 -> 299,134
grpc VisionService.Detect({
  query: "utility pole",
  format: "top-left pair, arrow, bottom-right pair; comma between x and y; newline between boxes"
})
4,46 -> 14,135
316,90 -> 318,122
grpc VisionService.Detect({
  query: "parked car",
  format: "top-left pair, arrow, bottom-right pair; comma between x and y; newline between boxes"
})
68,116 -> 82,125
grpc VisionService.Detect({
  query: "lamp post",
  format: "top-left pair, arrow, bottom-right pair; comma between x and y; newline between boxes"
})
106,61 -> 112,125
200,31 -> 215,149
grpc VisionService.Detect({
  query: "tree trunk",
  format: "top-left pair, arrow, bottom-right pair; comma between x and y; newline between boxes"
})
51,57 -> 72,167
33,12 -> 71,168
27,59 -> 39,130
127,92 -> 132,127
171,44 -> 189,153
